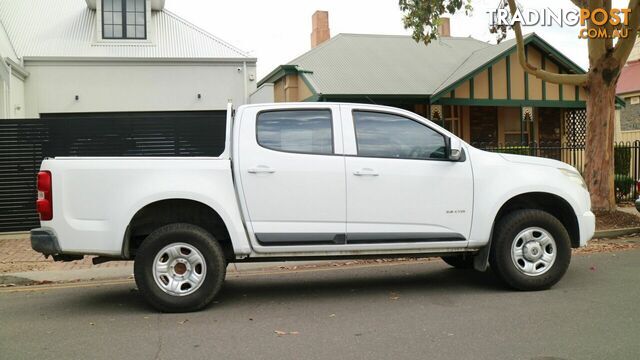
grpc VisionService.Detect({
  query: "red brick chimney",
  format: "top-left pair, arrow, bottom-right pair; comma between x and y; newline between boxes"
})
437,17 -> 451,37
311,11 -> 330,48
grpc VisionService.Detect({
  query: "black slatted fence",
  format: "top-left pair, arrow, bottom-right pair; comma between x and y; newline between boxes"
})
0,111 -> 225,232
476,141 -> 640,202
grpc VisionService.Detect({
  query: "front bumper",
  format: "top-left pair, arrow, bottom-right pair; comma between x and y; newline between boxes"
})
579,211 -> 596,247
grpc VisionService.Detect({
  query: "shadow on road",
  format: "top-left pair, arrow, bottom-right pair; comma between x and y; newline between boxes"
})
39,264 -> 508,313
216,266 -> 506,308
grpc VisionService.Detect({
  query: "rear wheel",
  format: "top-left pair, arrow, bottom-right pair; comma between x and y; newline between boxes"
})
441,254 -> 474,269
489,209 -> 571,291
134,223 -> 226,312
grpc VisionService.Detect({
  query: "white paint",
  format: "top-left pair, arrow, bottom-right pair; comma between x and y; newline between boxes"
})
249,84 -> 274,104
39,103 -> 595,259
24,60 -> 256,117
10,72 -> 25,118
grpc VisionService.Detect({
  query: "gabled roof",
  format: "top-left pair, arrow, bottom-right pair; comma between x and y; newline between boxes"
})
617,60 -> 640,95
0,0 -> 252,60
261,33 -> 489,95
259,32 -> 590,102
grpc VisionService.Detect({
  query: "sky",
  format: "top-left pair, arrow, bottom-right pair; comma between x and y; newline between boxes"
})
165,0 -> 631,79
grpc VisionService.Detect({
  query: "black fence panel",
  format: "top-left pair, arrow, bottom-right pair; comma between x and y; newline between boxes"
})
475,141 -> 640,203
0,111 -> 225,232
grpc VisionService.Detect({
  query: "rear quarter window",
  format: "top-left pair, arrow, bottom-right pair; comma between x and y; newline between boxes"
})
256,109 -> 334,155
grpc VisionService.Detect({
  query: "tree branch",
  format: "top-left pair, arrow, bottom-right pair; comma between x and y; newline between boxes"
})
604,0 -> 614,50
612,0 -> 640,64
588,0 -> 608,64
506,0 -> 588,86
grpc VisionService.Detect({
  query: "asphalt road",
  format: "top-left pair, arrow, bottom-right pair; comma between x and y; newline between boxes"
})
1,250 -> 639,360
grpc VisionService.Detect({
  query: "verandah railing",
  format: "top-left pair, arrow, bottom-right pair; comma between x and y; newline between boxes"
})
473,141 -> 640,202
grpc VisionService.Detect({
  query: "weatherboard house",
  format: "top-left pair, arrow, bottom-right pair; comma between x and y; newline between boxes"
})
258,13 -> 611,149
0,0 -> 256,119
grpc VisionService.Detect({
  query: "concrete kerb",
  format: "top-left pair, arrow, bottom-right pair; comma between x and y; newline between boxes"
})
594,227 -> 640,238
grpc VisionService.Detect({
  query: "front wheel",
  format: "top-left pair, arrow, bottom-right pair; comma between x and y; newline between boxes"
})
134,223 -> 226,312
489,209 -> 571,291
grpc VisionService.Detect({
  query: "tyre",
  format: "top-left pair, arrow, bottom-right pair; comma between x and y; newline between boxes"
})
489,209 -> 571,291
441,254 -> 474,269
134,223 -> 226,312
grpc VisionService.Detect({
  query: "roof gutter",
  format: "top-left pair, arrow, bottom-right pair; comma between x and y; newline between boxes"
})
5,58 -> 29,80
22,56 -> 257,64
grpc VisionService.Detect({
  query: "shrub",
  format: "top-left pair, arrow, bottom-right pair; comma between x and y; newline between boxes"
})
495,146 -> 530,156
614,174 -> 635,201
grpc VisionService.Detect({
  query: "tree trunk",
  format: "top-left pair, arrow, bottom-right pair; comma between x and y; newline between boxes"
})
583,55 -> 620,212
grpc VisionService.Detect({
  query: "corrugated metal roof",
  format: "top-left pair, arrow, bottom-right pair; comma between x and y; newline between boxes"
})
432,36 -> 521,95
288,34 -> 488,96
0,0 -> 251,60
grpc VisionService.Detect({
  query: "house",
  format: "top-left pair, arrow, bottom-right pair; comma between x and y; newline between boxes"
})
0,0 -> 257,119
615,42 -> 640,142
258,12 -> 617,150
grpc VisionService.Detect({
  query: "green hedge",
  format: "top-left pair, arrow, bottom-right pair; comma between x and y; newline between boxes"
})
614,173 -> 635,200
614,146 -> 631,176
495,146 -> 530,156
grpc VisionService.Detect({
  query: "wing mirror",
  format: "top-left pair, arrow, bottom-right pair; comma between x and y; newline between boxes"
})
448,137 -> 463,161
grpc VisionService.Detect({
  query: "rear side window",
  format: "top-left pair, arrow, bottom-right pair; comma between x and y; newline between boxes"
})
353,111 -> 446,160
257,110 -> 333,155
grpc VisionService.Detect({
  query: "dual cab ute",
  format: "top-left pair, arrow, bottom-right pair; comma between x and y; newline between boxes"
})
31,103 -> 595,312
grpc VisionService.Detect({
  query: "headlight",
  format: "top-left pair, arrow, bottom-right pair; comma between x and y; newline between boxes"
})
559,168 -> 587,190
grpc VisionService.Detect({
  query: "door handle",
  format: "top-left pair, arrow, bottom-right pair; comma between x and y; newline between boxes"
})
353,168 -> 379,176
248,166 -> 276,174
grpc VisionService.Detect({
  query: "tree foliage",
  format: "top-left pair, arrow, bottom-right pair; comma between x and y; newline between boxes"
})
399,0 -> 472,43
399,0 -> 640,211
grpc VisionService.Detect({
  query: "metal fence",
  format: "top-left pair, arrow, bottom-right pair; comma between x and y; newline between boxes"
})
475,141 -> 640,202
0,111 -> 226,232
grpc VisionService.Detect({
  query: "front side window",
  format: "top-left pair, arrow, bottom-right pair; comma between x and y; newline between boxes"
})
103,0 -> 146,39
353,111 -> 446,160
257,110 -> 333,155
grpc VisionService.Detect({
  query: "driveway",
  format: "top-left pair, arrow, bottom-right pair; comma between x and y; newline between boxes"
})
1,249 -> 638,360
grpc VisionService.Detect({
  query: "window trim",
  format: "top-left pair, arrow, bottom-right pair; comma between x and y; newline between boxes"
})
351,109 -> 456,162
102,0 -> 147,40
255,108 -> 337,156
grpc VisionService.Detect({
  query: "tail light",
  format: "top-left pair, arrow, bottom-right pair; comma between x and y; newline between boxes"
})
637,180 -> 640,195
36,171 -> 53,221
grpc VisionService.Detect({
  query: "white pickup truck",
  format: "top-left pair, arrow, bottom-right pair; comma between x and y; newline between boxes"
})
31,102 -> 595,312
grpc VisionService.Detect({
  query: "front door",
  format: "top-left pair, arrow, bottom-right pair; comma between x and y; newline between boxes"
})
342,107 -> 473,244
237,105 -> 346,247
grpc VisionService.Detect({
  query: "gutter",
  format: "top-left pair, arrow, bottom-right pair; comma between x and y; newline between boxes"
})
5,58 -> 29,80
22,56 -> 257,64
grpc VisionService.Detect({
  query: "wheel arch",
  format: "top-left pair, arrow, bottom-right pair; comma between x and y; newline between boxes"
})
124,198 -> 235,261
492,192 -> 580,248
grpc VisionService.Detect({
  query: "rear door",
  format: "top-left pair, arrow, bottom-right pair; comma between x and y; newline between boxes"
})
237,105 -> 346,248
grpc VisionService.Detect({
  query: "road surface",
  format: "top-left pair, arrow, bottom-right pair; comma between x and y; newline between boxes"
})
1,250 -> 639,360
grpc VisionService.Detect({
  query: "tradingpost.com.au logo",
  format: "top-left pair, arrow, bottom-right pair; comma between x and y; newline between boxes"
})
488,6 -> 633,39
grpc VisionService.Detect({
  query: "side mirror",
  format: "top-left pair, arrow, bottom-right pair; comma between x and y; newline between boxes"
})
448,137 -> 463,161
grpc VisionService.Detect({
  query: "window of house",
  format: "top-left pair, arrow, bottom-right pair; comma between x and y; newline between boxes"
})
630,96 -> 640,105
103,0 -> 146,40
503,108 -> 529,145
353,111 -> 446,160
443,105 -> 461,136
257,110 -> 334,155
